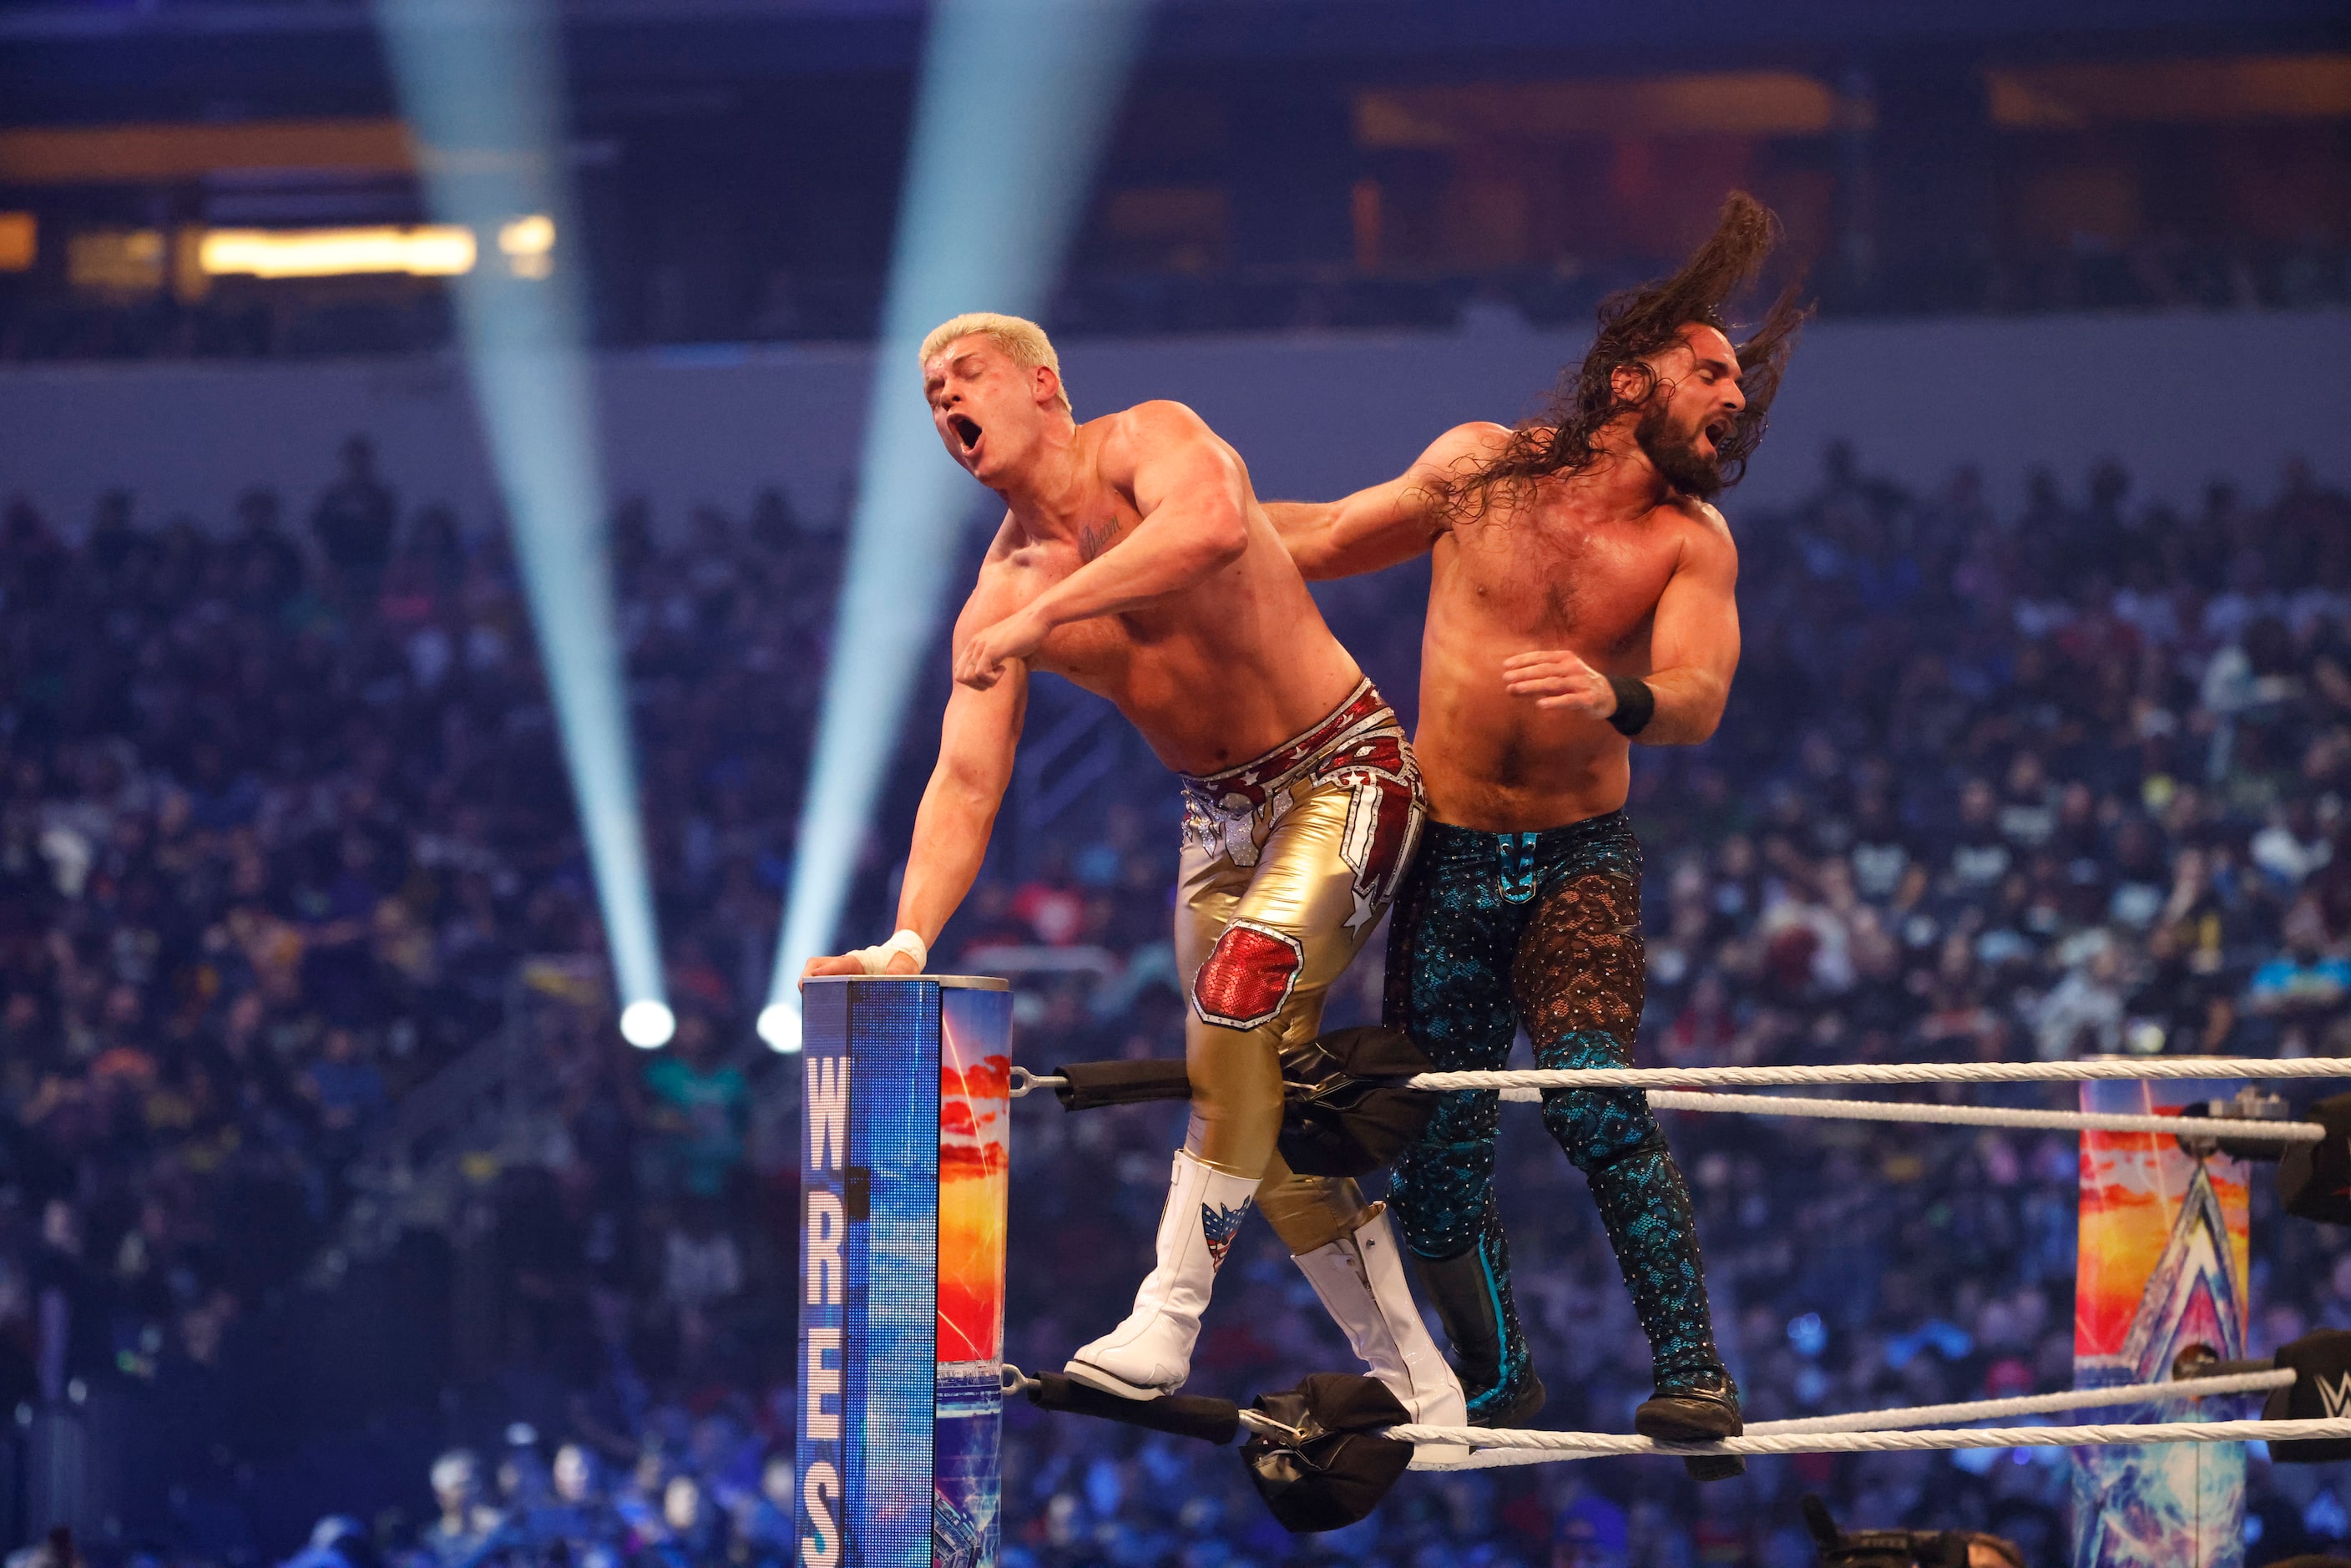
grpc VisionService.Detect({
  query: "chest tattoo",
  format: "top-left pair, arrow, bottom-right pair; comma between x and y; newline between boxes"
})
1077,518 -> 1120,564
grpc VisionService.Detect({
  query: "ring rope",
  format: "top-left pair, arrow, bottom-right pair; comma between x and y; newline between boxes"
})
1011,1066 -> 2325,1138
1413,1446 -> 1631,1472
1390,1415 -> 2351,1461
1597,1089 -> 2323,1142
1742,1367 -> 2293,1435
1413,1057 -> 2351,1090
1405,1370 -> 2294,1470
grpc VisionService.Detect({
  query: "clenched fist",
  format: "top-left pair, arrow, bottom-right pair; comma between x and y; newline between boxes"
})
953,606 -> 1049,690
1502,649 -> 1618,717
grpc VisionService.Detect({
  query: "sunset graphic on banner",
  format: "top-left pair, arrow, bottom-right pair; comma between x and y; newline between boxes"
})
933,984 -> 1014,1568
2075,1127 -> 2252,1357
938,1027 -> 1011,1366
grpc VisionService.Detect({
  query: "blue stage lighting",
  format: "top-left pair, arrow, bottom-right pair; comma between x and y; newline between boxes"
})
377,0 -> 669,1034
765,0 -> 1150,1050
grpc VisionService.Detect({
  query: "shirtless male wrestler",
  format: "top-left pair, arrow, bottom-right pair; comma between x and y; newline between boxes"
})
1269,195 -> 1805,1448
802,313 -> 1464,1429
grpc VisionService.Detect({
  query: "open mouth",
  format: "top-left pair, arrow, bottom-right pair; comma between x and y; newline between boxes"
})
1702,418 -> 1729,450
948,413 -> 983,454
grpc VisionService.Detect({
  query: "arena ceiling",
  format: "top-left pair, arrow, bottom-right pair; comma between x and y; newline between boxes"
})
0,0 -> 2343,129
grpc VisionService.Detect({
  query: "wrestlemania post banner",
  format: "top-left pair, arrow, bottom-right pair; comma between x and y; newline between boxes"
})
799,976 -> 1014,1568
2070,1073 -> 2252,1568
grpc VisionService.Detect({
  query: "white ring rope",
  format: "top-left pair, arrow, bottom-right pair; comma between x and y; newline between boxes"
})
1403,1369 -> 2295,1471
1744,1368 -> 2293,1436
1597,1089 -> 2323,1142
1412,1057 -> 2351,1090
1011,1066 -> 2323,1138
1390,1415 -> 2351,1462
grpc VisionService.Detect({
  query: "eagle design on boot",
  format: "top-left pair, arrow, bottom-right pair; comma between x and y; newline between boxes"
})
1201,1201 -> 1248,1270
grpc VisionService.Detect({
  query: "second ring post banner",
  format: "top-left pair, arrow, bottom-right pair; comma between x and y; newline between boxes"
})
2070,1072 -> 2252,1568
797,976 -> 1014,1568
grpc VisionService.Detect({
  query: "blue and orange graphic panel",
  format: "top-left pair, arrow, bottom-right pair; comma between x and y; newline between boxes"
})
798,976 -> 1012,1568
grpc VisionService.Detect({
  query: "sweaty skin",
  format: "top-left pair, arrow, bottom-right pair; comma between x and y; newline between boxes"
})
1269,319 -> 1752,1429
804,333 -> 1364,977
1268,321 -> 1746,822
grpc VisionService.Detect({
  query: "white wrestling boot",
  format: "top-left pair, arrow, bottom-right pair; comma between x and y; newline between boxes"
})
1066,1148 -> 1257,1399
1293,1204 -> 1472,1461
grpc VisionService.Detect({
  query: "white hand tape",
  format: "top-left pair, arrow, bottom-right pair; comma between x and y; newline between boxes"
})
851,929 -> 928,975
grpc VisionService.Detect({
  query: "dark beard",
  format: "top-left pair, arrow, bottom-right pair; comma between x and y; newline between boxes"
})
1635,402 -> 1724,500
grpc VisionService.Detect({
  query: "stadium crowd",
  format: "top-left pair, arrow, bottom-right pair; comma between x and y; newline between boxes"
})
1,431 -> 2350,1565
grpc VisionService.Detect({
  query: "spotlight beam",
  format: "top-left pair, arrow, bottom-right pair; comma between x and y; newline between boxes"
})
377,0 -> 668,1029
764,0 -> 1150,1049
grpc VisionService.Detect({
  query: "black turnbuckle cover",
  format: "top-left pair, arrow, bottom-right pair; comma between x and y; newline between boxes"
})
2279,1094 -> 2351,1226
1241,1373 -> 1415,1533
1022,1369 -> 1241,1445
2263,1329 -> 2351,1464
1049,1060 -> 1194,1110
1277,1026 -> 1439,1178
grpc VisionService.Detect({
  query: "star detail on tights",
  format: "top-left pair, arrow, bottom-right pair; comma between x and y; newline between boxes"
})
1345,886 -> 1380,933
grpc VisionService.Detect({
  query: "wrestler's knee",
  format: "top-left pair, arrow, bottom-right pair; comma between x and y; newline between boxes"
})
1540,1088 -> 1665,1174
1191,919 -> 1306,1034
1396,1096 -> 1502,1198
1386,1176 -> 1476,1257
1388,1141 -> 1494,1256
1419,1086 -> 1502,1147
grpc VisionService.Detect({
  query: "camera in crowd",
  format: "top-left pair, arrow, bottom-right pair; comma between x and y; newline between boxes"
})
1802,1497 -> 2025,1568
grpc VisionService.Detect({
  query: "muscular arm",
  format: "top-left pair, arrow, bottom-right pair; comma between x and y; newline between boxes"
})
953,402 -> 1251,689
895,668 -> 1026,939
1266,422 -> 1503,580
1636,515 -> 1741,744
1503,508 -> 1742,746
806,566 -> 1027,979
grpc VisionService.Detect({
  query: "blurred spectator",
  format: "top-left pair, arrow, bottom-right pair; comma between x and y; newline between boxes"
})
301,1025 -> 387,1136
418,1451 -> 500,1568
278,1517 -> 374,1568
642,1011 -> 748,1201
311,435 -> 399,602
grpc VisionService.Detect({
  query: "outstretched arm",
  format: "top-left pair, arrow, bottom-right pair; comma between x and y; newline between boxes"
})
806,570 -> 1028,979
954,402 -> 1250,690
1503,508 -> 1741,746
1265,422 -> 1506,580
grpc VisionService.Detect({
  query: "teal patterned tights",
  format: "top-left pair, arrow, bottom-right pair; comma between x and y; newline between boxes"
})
1383,814 -> 1726,1404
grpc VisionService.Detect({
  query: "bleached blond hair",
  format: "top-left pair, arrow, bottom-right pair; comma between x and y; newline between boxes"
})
918,311 -> 1072,416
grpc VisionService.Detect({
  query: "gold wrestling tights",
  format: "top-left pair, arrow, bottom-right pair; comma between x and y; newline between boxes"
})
1172,680 -> 1426,1255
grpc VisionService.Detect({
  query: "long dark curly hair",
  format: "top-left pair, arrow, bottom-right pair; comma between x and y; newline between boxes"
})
1436,191 -> 1809,523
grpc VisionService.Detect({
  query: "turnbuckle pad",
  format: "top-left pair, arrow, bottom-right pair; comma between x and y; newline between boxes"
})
1278,1026 -> 1439,1177
1241,1373 -> 1415,1533
2279,1093 -> 2351,1225
1016,1367 -> 1241,1445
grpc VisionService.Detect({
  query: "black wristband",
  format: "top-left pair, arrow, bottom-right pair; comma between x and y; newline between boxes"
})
1606,675 -> 1656,736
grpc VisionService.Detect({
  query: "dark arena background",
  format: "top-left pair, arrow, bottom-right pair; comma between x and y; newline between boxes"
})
3,1 -> 2351,1565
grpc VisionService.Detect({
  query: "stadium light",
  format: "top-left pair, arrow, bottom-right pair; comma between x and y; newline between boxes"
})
498,214 -> 556,278
376,0 -> 670,1042
756,1002 -> 802,1053
198,224 -> 479,279
619,999 -> 678,1050
763,0 -> 1150,1051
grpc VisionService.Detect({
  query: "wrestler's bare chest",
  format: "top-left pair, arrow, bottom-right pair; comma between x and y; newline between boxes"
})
1440,508 -> 1681,665
996,499 -> 1172,687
